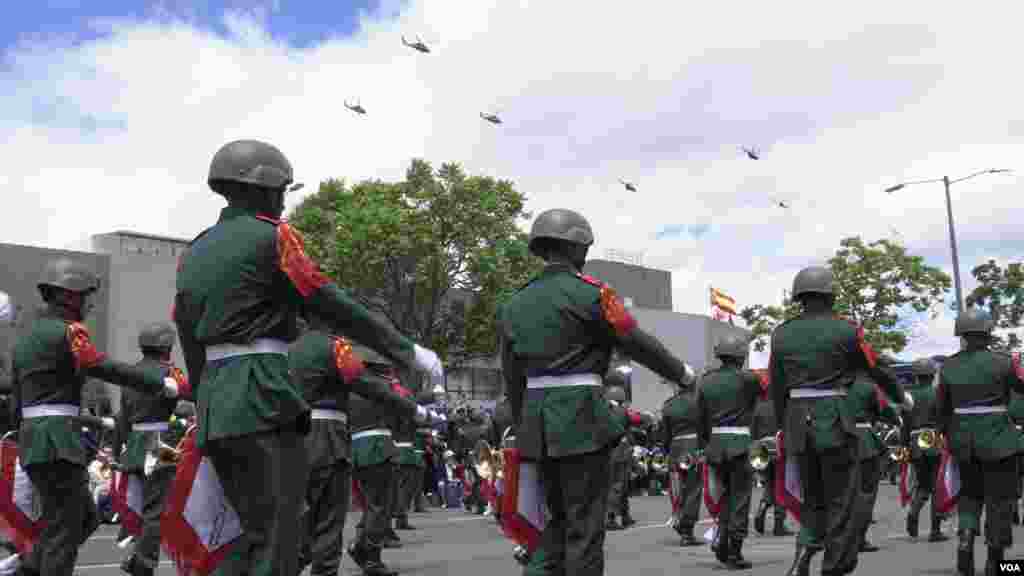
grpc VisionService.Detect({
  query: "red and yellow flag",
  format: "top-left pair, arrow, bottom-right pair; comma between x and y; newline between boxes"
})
710,287 -> 737,315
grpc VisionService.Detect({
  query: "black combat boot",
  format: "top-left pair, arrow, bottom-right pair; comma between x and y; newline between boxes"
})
928,504 -> 948,542
753,499 -> 769,534
985,546 -> 1005,576
395,516 -> 414,530
784,545 -> 818,576
679,524 -> 701,547
773,509 -> 793,536
725,537 -> 752,570
606,514 -> 622,531
362,546 -> 398,576
713,526 -> 731,564
957,529 -> 976,576
906,509 -> 920,538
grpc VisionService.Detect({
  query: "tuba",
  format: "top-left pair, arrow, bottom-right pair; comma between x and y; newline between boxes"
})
749,437 -> 777,471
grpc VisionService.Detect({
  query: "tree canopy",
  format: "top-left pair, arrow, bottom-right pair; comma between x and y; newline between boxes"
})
965,259 -> 1024,353
739,237 -> 951,354
288,159 -> 542,367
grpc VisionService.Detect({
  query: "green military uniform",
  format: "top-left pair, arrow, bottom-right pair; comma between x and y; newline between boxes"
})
696,334 -> 761,570
390,381 -> 421,531
12,259 -> 173,576
935,309 -> 1024,575
119,322 -> 193,576
770,266 -> 904,576
846,370 -> 902,556
750,397 -> 792,537
498,208 -> 692,576
174,140 -> 442,576
903,359 -> 947,541
291,326 -> 420,576
662,373 -> 702,546
604,385 -> 636,531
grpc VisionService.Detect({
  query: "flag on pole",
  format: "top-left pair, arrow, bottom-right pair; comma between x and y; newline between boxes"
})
499,448 -> 545,554
112,470 -> 144,537
934,448 -> 960,514
710,287 -> 737,323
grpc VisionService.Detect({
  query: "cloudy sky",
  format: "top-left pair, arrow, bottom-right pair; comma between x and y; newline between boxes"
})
2,1 -> 1021,366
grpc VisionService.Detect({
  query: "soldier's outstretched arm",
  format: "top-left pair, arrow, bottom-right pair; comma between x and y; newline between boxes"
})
849,326 -> 904,406
616,328 -> 692,388
68,323 -> 166,396
273,223 -> 440,378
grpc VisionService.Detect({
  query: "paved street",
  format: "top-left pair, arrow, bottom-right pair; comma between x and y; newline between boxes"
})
15,481 -> 1024,574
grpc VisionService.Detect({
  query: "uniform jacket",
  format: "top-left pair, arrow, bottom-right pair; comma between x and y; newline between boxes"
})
847,371 -> 900,462
348,364 -> 406,469
904,377 -> 940,459
389,380 -> 421,467
498,263 -> 691,460
696,366 -> 761,464
769,312 -> 903,455
116,356 -> 190,472
12,308 -> 167,467
935,348 -> 1024,462
662,389 -> 699,461
174,206 -> 420,448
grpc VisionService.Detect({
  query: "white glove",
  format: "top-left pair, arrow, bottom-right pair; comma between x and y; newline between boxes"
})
101,417 -> 116,430
163,377 -> 179,398
415,405 -> 429,425
903,391 -> 915,410
413,345 -> 444,387
144,453 -> 158,477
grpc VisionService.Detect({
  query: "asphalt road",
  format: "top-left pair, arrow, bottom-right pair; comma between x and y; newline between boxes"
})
12,481 -> 1024,574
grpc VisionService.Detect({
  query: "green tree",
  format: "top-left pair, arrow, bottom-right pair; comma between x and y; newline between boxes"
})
965,259 -> 1024,353
288,159 -> 542,368
739,237 -> 951,354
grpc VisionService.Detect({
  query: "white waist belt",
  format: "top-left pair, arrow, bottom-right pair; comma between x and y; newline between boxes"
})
395,442 -> 414,448
352,429 -> 392,440
856,422 -> 873,430
790,388 -> 847,399
132,422 -> 169,432
673,433 -> 697,440
954,406 -> 1007,415
712,426 -> 750,435
206,338 -> 289,361
23,404 -> 79,419
911,428 -> 936,435
759,435 -> 776,442
311,409 -> 347,423
527,374 -> 602,389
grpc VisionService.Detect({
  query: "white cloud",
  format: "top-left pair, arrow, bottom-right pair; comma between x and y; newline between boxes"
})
2,1 -> 1023,364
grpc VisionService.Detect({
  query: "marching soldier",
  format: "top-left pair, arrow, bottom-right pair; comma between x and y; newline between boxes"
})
291,315 -> 436,576
173,140 -> 444,576
662,372 -> 703,546
750,378 -> 792,538
1009,388 -> 1024,524
604,385 -> 634,531
412,391 -> 436,514
935,308 -> 1024,576
11,258 -> 181,576
119,322 -> 192,576
391,379 -> 420,531
903,358 -> 947,542
497,208 -> 693,575
696,333 -> 761,570
847,369 -> 902,555
771,266 -> 906,576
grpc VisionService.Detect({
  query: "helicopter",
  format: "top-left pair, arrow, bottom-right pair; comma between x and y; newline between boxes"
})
344,99 -> 366,115
740,146 -> 760,160
618,178 -> 637,192
401,35 -> 431,53
769,196 -> 790,209
480,111 -> 502,125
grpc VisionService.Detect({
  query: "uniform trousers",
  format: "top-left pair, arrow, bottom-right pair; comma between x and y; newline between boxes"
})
909,454 -> 941,531
299,460 -> 350,575
671,461 -> 703,533
524,446 -> 611,576
957,456 -> 1018,548
205,427 -> 308,576
392,464 -> 417,521
795,439 -> 860,575
851,455 -> 881,550
709,454 -> 752,541
606,449 -> 630,519
22,461 -> 102,576
354,462 -> 395,549
130,465 -> 176,569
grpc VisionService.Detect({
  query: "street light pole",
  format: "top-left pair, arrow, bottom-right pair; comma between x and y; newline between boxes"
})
942,176 -> 965,313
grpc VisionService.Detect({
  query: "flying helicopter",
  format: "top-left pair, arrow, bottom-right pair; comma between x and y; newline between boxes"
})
480,111 -> 502,125
344,99 -> 366,115
769,196 -> 790,209
740,146 -> 760,160
618,178 -> 637,192
402,35 -> 431,53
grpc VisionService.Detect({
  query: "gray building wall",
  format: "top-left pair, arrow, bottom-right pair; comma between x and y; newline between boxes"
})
0,243 -> 112,404
582,259 -> 672,311
90,232 -> 190,410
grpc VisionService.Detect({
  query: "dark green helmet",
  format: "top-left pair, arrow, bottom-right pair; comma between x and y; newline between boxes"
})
528,209 -> 595,256
37,258 -> 100,295
714,333 -> 749,359
911,358 -> 935,376
954,308 -> 995,336
791,266 -> 834,299
606,386 -> 626,403
208,140 -> 294,193
138,321 -> 176,351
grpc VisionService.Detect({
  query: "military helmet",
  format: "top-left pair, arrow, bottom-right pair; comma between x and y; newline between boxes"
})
138,321 -> 176,351
606,386 -> 626,404
911,358 -> 935,376
208,140 -> 294,193
527,209 -> 595,256
791,266 -> 834,299
38,258 -> 100,295
714,333 -> 749,360
954,307 -> 995,336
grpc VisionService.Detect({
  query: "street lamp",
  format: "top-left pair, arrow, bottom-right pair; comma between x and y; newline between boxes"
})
884,168 -> 1012,313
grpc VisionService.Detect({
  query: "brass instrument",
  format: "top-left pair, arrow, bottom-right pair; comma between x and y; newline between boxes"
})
157,441 -> 182,464
916,428 -> 938,450
749,438 -> 777,471
889,446 -> 911,463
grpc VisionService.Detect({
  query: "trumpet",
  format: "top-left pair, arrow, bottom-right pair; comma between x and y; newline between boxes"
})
749,438 -> 778,471
915,428 -> 941,450
889,446 -> 911,463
